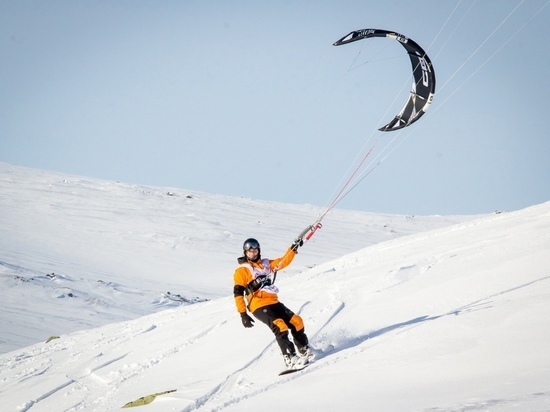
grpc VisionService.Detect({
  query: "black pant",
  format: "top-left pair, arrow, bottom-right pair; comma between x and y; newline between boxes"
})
253,302 -> 309,356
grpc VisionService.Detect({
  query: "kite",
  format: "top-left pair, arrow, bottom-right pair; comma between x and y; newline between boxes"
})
333,29 -> 436,131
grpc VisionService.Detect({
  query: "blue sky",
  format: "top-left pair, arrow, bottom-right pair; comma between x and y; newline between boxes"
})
1,0 -> 549,215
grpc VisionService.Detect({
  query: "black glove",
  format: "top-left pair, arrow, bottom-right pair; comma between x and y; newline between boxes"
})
240,312 -> 255,328
290,238 -> 304,253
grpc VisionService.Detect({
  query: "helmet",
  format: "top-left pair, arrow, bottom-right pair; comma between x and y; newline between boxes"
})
243,238 -> 261,262
243,238 -> 260,252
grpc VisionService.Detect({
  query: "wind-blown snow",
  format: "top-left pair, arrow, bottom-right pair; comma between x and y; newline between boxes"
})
1,162 -> 549,411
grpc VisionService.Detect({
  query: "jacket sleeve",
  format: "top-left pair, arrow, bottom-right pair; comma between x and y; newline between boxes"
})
269,248 -> 296,272
233,267 -> 249,313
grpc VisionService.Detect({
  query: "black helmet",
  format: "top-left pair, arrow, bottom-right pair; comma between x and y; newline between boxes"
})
242,238 -> 261,262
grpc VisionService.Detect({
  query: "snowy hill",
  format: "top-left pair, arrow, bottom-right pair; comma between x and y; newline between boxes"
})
0,162 -> 472,354
1,163 -> 549,411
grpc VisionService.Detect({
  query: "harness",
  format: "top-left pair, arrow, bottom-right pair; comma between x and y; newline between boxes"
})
241,258 -> 273,294
240,259 -> 280,312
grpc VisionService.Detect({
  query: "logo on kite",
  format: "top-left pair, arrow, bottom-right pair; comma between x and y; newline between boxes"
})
333,29 -> 436,132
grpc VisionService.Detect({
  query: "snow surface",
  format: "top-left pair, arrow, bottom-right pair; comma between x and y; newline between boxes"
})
1,162 -> 549,411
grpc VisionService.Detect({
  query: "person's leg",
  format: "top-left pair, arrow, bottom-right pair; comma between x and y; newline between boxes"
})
277,303 -> 310,353
253,304 -> 296,355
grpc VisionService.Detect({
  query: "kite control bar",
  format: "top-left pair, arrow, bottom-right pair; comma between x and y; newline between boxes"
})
295,221 -> 323,244
272,221 -> 323,286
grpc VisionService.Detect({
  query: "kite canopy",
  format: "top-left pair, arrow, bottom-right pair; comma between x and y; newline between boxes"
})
333,29 -> 436,132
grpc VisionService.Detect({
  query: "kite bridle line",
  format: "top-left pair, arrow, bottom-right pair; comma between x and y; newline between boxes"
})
288,137 -> 380,255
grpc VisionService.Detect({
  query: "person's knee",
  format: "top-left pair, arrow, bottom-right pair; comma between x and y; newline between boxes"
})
289,314 -> 304,331
273,318 -> 289,334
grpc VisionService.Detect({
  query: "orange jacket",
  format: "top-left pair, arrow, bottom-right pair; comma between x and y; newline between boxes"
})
233,248 -> 296,313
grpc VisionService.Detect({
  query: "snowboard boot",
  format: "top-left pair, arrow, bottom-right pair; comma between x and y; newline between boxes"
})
283,354 -> 301,369
297,345 -> 315,361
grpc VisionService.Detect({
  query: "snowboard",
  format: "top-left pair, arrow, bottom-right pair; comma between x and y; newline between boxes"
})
277,344 -> 332,376
278,363 -> 308,376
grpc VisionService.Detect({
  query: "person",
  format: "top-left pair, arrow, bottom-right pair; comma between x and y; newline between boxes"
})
233,237 -> 313,368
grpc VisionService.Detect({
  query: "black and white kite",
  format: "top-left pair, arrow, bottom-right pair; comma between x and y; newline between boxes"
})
333,29 -> 436,131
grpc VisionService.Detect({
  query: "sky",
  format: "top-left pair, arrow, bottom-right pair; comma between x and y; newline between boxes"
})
1,0 -> 549,215
1,164 -> 549,410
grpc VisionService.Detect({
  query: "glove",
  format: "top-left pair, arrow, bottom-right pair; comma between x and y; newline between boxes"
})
290,238 -> 304,253
240,312 -> 255,328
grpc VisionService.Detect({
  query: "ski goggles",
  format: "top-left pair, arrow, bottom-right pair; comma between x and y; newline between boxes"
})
243,240 -> 260,251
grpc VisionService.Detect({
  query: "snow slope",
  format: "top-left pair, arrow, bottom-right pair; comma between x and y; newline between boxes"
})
0,162 -> 471,354
1,163 -> 549,411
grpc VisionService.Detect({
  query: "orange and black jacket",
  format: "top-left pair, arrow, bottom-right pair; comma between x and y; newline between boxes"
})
233,248 -> 296,314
